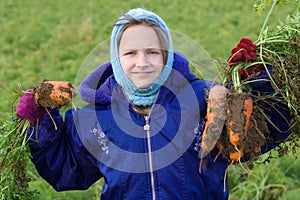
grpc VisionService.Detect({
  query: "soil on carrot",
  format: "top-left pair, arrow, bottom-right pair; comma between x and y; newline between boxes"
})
216,93 -> 268,167
33,80 -> 74,108
200,85 -> 227,158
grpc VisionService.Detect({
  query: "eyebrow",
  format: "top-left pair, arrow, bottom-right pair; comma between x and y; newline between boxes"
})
119,47 -> 162,53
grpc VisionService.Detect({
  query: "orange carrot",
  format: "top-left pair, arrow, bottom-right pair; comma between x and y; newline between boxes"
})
226,93 -> 253,156
253,146 -> 261,154
200,85 -> 228,158
33,80 -> 75,108
221,92 -> 259,192
243,97 -> 253,131
223,146 -> 246,192
227,120 -> 240,146
229,148 -> 244,161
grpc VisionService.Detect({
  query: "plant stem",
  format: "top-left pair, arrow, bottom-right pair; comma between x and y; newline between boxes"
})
258,0 -> 278,41
232,64 -> 242,93
256,39 -> 289,46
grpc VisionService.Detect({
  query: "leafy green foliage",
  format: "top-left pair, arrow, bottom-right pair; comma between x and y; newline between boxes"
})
253,0 -> 298,15
229,151 -> 300,200
223,0 -> 299,158
0,116 -> 40,199
255,3 -> 300,148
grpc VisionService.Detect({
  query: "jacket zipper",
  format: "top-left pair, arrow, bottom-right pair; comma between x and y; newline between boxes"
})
144,115 -> 156,200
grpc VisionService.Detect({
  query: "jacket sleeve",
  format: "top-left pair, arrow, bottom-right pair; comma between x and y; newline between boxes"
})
27,108 -> 102,191
249,68 -> 292,152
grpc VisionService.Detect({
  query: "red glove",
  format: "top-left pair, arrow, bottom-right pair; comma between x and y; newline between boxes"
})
228,38 -> 264,79
16,89 -> 47,125
237,65 -> 265,80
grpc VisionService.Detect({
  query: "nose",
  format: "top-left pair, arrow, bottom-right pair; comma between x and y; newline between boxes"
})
136,52 -> 148,68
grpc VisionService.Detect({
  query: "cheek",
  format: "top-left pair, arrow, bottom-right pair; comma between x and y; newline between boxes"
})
120,57 -> 131,75
156,67 -> 164,78
153,58 -> 164,73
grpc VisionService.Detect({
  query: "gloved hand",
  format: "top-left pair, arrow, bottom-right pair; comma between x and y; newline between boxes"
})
16,89 -> 47,125
227,38 -> 264,80
238,65 -> 265,80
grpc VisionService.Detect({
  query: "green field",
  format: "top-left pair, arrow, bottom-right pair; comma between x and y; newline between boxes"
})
1,0 -> 299,199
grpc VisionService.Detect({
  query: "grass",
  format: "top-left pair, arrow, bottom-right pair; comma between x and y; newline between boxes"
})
28,179 -> 103,200
0,0 -> 299,199
229,150 -> 300,200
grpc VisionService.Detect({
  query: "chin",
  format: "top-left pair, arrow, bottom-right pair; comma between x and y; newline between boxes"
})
137,85 -> 150,89
136,83 -> 151,89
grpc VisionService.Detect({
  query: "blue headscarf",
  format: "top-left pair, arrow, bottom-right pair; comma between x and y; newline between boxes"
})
110,8 -> 174,106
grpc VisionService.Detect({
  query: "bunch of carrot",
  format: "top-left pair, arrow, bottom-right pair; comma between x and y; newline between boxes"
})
199,85 -> 261,163
199,83 -> 267,191
0,80 -> 74,200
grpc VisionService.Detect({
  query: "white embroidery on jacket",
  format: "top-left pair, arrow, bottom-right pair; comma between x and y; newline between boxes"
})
194,120 -> 205,152
90,125 -> 109,154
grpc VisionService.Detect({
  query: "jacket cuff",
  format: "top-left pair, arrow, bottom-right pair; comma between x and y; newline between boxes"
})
27,108 -> 63,149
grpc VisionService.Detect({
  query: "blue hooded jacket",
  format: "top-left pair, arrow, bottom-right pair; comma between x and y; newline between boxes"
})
27,52 -> 291,200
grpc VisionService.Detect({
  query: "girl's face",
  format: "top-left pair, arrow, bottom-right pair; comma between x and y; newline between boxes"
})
119,25 -> 164,88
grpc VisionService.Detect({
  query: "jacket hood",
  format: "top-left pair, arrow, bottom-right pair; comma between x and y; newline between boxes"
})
79,52 -> 198,105
111,8 -> 174,106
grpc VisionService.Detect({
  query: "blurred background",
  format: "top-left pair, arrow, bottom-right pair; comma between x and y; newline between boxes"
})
1,0 -> 299,199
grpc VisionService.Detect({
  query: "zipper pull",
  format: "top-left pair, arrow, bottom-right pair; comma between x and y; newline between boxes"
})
144,115 -> 150,131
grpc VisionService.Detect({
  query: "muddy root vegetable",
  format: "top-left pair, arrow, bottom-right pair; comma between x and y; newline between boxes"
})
199,85 -> 228,174
226,93 -> 253,156
229,149 -> 244,161
199,85 -> 228,159
33,80 -> 75,108
221,92 -> 260,191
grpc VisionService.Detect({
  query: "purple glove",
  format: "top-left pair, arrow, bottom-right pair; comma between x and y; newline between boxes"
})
16,89 -> 47,125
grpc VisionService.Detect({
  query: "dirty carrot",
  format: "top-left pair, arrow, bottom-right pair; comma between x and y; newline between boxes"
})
0,80 -> 75,199
226,93 -> 253,154
243,97 -> 253,131
222,93 -> 258,191
33,80 -> 75,130
33,80 -> 75,108
199,85 -> 228,173
199,85 -> 228,159
229,148 -> 244,161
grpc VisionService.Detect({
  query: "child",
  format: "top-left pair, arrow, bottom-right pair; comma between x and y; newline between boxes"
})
16,8 -> 291,200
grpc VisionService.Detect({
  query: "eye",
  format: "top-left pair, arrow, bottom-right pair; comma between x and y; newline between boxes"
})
148,49 -> 161,55
124,51 -> 135,55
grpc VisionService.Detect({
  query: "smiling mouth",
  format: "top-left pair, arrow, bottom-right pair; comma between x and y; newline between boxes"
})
133,71 -> 152,75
